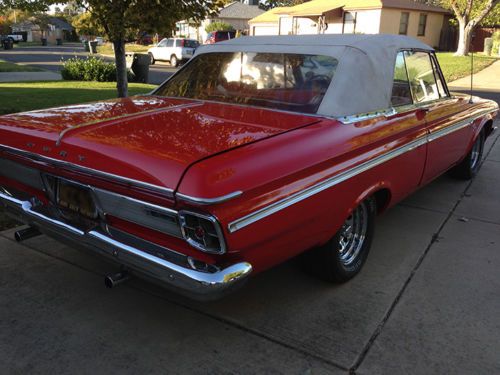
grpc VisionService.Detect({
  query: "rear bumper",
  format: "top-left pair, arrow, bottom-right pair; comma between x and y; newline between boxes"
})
0,192 -> 252,300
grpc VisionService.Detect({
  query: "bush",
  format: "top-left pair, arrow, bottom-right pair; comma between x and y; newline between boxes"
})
205,21 -> 234,33
61,57 -> 130,82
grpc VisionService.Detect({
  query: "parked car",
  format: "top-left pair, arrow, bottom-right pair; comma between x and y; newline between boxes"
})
204,30 -> 236,44
136,33 -> 153,45
7,34 -> 23,43
147,38 -> 199,67
0,35 -> 497,300
93,37 -> 105,45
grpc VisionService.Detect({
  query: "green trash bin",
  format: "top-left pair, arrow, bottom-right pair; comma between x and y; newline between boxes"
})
83,41 -> 90,52
126,53 -> 150,83
41,38 -> 47,46
88,41 -> 98,54
56,38 -> 63,46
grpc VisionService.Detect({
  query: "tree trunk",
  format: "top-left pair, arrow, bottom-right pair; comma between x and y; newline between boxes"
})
113,39 -> 128,98
455,20 -> 473,56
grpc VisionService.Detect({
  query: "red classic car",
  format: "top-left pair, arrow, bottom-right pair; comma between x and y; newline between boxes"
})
0,35 -> 497,300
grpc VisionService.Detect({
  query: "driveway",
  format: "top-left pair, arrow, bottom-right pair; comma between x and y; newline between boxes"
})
0,45 -> 176,85
0,123 -> 499,373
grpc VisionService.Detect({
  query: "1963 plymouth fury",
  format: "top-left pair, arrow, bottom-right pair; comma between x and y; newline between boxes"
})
0,35 -> 497,300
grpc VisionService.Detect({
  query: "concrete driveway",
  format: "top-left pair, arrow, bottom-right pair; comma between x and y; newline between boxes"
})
1,124 -> 499,373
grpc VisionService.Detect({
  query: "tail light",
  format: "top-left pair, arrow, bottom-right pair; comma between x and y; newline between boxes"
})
179,211 -> 226,254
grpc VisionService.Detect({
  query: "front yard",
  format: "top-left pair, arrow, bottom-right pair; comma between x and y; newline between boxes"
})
0,80 -> 156,115
0,59 -> 44,72
436,52 -> 498,82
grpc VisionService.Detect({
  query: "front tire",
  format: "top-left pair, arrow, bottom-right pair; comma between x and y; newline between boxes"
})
451,130 -> 485,180
170,55 -> 178,67
148,52 -> 155,65
303,197 -> 376,283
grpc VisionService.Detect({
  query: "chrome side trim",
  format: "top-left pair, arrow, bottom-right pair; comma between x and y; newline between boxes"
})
0,144 -> 174,197
428,118 -> 472,142
228,109 -> 494,233
0,191 -> 252,301
228,136 -> 428,233
176,191 -> 243,205
56,101 -> 203,146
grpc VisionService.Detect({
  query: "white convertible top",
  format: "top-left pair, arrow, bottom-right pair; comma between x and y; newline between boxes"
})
194,34 -> 433,117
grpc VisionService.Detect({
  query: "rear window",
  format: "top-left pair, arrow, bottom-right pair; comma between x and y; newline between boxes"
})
216,31 -> 235,40
155,52 -> 338,114
184,40 -> 199,48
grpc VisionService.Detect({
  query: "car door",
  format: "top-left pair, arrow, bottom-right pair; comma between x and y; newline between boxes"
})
164,39 -> 175,60
153,38 -> 168,60
403,51 -> 472,183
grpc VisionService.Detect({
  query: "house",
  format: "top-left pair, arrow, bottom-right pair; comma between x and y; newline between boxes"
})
249,0 -> 450,48
11,17 -> 73,43
176,0 -> 264,42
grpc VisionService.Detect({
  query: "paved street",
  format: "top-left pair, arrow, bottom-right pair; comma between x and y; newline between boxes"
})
0,45 -> 176,85
0,127 -> 499,373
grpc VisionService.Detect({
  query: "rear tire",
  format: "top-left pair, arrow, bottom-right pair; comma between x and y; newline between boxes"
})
451,129 -> 485,180
148,52 -> 155,65
303,197 -> 376,283
170,55 -> 178,67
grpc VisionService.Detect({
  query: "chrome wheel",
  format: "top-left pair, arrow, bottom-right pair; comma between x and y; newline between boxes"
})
470,136 -> 481,170
338,203 -> 368,266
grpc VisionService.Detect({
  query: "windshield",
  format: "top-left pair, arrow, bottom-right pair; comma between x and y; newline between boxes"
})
155,52 -> 338,114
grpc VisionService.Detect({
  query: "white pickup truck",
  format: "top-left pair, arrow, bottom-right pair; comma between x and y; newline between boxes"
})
7,35 -> 23,43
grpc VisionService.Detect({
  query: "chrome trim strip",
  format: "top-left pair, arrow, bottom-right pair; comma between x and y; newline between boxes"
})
176,191 -> 243,205
0,144 -> 174,197
56,102 -> 203,146
179,210 -> 226,254
228,109 -> 494,233
428,118 -> 472,142
228,136 -> 427,233
0,191 -> 252,301
337,108 -> 397,124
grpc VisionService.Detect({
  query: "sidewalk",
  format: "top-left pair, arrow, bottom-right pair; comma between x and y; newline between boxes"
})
0,71 -> 61,82
448,59 -> 500,91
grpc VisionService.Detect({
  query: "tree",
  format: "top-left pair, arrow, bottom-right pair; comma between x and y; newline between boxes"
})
205,21 -> 234,32
260,0 -> 309,10
2,0 -> 223,97
71,11 -> 103,39
437,0 -> 499,55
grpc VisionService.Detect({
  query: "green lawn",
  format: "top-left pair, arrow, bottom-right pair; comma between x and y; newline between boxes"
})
97,43 -> 152,56
0,80 -> 157,115
436,52 -> 498,82
0,59 -> 44,72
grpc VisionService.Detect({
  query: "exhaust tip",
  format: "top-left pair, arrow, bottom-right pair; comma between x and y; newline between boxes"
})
14,227 -> 41,242
104,271 -> 130,289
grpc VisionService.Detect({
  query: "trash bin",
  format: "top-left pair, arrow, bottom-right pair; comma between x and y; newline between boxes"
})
126,52 -> 150,83
88,41 -> 98,54
56,38 -> 63,46
83,41 -> 90,52
41,38 -> 47,46
3,38 -> 13,50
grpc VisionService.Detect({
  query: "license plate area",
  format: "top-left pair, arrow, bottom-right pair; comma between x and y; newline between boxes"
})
56,179 -> 98,221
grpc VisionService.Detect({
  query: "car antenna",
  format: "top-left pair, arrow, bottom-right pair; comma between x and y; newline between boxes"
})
469,32 -> 475,104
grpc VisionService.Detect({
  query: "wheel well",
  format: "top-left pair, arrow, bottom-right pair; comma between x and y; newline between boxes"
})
372,188 -> 391,214
483,119 -> 494,137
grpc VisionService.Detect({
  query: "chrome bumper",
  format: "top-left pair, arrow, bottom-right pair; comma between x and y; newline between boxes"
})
0,192 -> 252,300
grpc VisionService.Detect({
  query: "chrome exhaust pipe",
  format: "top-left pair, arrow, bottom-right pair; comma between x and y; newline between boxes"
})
14,226 -> 41,242
104,271 -> 130,288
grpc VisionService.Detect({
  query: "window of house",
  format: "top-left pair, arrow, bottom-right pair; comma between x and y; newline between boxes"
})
418,14 -> 427,36
343,12 -> 357,34
391,51 -> 413,106
399,12 -> 409,35
404,51 -> 439,103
